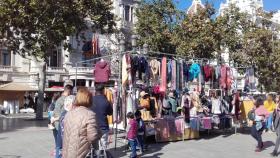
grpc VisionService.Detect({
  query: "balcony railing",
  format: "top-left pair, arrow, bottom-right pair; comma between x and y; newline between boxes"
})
47,67 -> 66,73
69,67 -> 93,74
0,65 -> 17,72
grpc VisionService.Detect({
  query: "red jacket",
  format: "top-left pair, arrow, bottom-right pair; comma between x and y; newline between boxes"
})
127,119 -> 137,140
94,61 -> 111,83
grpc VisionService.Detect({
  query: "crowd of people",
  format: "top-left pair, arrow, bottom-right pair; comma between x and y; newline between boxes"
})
47,84 -> 145,158
248,94 -> 280,157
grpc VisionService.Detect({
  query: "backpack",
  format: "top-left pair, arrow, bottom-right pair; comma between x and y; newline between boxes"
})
248,110 -> 256,121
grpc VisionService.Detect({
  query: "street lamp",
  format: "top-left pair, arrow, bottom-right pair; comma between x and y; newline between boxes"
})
131,34 -> 138,52
143,43 -> 148,54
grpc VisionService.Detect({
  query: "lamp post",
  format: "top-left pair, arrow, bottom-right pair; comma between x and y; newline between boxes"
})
131,34 -> 137,52
143,43 -> 148,54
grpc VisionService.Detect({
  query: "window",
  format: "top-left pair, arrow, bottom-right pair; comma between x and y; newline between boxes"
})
0,49 -> 11,66
124,5 -> 130,21
48,49 -> 62,67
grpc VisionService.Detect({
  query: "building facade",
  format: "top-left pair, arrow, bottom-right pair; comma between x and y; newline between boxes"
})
0,0 -> 139,89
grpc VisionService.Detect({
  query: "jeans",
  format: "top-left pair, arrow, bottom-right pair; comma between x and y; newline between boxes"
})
128,139 -> 137,158
266,113 -> 273,130
55,125 -> 62,158
100,130 -> 109,149
137,135 -> 144,152
251,124 -> 263,148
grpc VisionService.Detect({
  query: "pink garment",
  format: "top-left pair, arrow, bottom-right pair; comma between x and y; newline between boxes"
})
202,117 -> 212,129
220,65 -> 227,89
94,60 -> 111,83
255,105 -> 270,119
175,118 -> 184,135
127,119 -> 138,140
171,60 -> 176,90
226,67 -> 233,90
160,57 -> 167,93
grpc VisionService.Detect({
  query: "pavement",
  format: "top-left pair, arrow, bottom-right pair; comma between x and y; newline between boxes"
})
0,115 -> 278,158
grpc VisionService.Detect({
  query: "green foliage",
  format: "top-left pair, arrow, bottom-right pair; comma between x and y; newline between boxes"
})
172,2 -> 218,58
135,0 -> 183,53
0,0 -> 116,60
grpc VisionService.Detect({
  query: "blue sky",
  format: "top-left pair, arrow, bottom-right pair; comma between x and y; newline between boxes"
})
175,0 -> 280,12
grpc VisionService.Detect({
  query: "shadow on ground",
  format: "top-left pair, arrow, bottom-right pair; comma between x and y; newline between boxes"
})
0,117 -> 48,133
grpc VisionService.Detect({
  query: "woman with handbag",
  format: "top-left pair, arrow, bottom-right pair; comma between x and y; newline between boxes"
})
250,97 -> 270,152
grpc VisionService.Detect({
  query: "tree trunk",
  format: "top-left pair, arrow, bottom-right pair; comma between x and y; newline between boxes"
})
36,62 -> 46,120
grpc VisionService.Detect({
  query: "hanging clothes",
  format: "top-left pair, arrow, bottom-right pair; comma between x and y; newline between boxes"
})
220,65 -> 227,89
203,65 -> 213,82
183,63 -> 189,82
160,57 -> 167,93
211,98 -> 222,114
180,61 -> 184,89
122,54 -> 131,86
94,60 -> 111,83
171,60 -> 177,90
150,59 -> 161,84
126,92 -> 134,113
189,63 -> 201,81
131,56 -> 139,83
226,67 -> 233,90
139,57 -> 149,81
167,60 -> 172,83
176,61 -> 180,91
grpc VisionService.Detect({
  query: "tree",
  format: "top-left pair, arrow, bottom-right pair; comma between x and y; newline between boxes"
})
172,2 -> 219,58
135,0 -> 182,53
216,4 -> 253,64
242,12 -> 280,92
0,0 -> 115,119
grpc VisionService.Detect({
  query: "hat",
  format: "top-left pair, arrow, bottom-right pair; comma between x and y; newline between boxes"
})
140,91 -> 148,97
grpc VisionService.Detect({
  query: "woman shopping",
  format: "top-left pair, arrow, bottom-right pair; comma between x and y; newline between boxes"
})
62,87 -> 100,158
250,97 -> 270,152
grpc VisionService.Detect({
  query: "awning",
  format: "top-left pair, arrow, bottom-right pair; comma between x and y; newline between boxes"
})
45,86 -> 64,92
0,83 -> 37,91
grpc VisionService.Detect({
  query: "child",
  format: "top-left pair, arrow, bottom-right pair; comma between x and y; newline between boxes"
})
135,110 -> 145,153
126,112 -> 138,158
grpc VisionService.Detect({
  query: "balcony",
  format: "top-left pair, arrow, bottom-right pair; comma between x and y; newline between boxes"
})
47,67 -> 66,73
69,67 -> 93,75
0,65 -> 18,72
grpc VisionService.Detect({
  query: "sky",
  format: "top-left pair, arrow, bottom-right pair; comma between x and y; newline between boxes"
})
175,0 -> 280,12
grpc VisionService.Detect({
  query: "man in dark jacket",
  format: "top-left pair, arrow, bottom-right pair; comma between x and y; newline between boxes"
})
91,83 -> 113,149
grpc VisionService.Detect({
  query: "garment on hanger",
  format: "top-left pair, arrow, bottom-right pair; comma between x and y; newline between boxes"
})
189,63 -> 201,81
211,98 -> 222,114
160,57 -> 167,93
220,65 -> 227,89
183,63 -> 189,82
226,67 -> 233,90
122,54 -> 131,86
126,93 -> 134,113
176,61 -> 180,91
139,57 -> 149,81
131,56 -> 139,82
171,60 -> 177,90
203,65 -> 213,82
215,65 -> 220,80
94,60 -> 111,83
167,60 -> 172,83
150,59 -> 161,82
